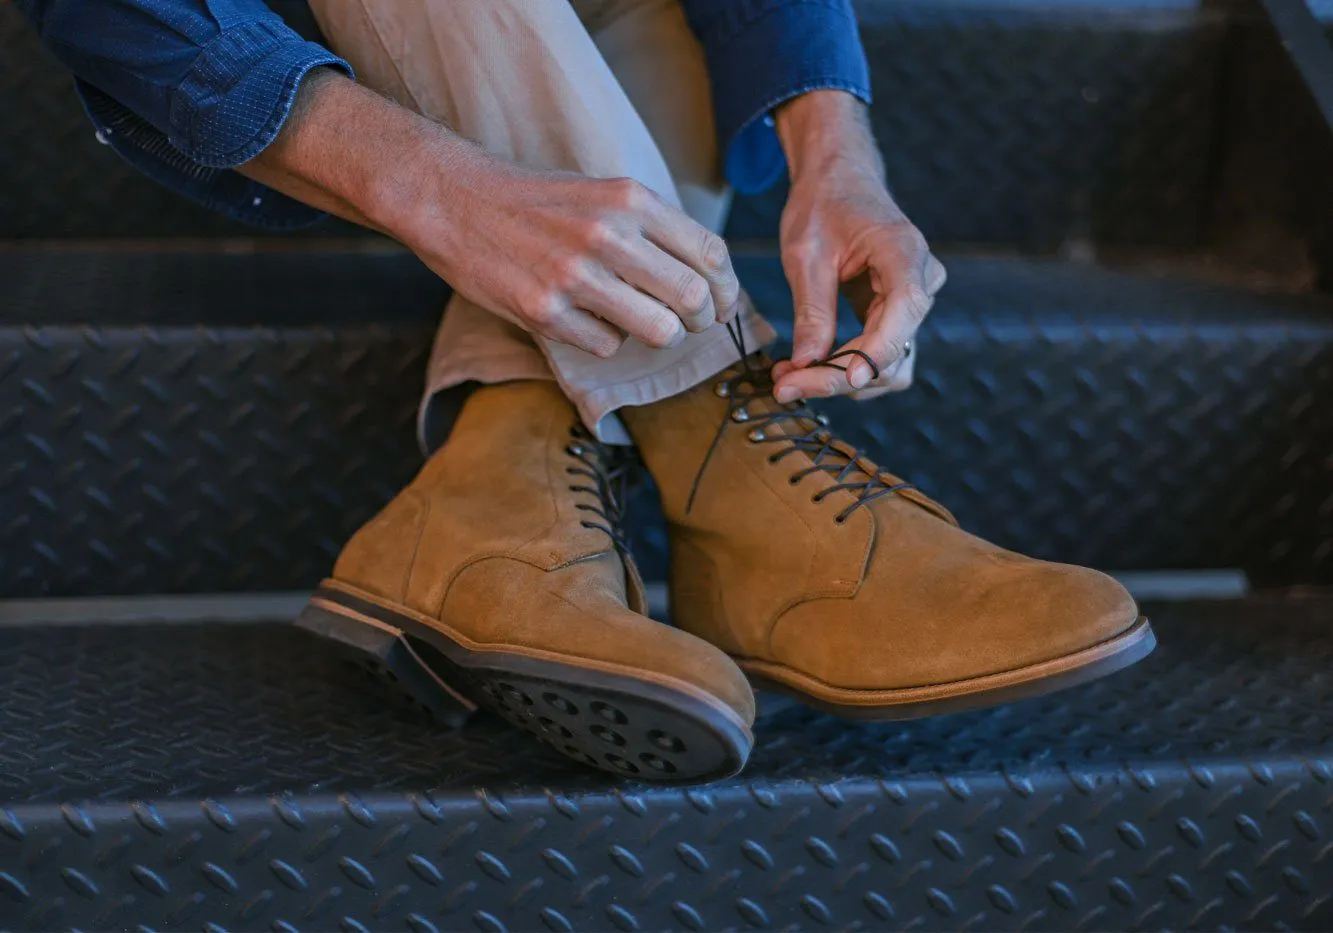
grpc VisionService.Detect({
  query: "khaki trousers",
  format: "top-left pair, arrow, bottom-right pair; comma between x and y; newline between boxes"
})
308,0 -> 778,446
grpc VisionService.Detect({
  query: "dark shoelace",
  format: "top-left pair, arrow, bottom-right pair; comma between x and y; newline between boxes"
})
685,318 -> 918,522
565,423 -> 635,556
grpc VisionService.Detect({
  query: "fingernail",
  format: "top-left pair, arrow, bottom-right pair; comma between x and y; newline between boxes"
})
775,386 -> 799,404
848,363 -> 871,389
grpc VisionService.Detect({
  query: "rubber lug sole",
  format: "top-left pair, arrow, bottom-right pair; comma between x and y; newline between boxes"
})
296,583 -> 752,783
742,616 -> 1156,721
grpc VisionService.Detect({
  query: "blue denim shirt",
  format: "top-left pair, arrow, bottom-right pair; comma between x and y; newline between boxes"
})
17,0 -> 870,229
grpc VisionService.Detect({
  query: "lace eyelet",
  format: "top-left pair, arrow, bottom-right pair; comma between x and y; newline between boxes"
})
815,413 -> 830,426
567,443 -> 586,456
788,475 -> 800,485
730,407 -> 750,423
768,454 -> 781,464
714,381 -> 731,398
834,515 -> 847,525
747,427 -> 766,443
811,493 -> 824,504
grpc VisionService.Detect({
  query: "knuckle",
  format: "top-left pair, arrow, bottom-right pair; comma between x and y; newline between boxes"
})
907,288 -> 933,323
640,315 -> 680,349
786,238 -> 820,267
698,232 -> 729,275
904,223 -> 930,252
926,254 -> 948,291
676,274 -> 711,319
582,219 -> 617,252
526,296 -> 559,328
608,177 -> 645,210
592,332 -> 626,359
554,254 -> 593,292
819,372 -> 845,397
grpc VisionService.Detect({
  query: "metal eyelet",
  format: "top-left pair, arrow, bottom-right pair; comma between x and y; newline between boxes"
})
815,413 -> 830,426
747,427 -> 766,443
730,407 -> 750,423
567,443 -> 586,456
714,382 -> 731,398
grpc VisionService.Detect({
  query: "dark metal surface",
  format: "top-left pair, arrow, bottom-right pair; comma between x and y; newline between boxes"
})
731,0 -> 1227,251
2,249 -> 1332,596
0,0 -> 358,241
0,0 -> 1225,250
1208,0 -> 1333,289
0,595 -> 1331,930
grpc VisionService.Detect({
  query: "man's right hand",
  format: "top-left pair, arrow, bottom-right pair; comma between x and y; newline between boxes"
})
240,69 -> 741,358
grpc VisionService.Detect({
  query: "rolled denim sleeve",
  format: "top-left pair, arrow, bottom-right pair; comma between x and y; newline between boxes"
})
16,0 -> 351,227
681,0 -> 872,195
19,0 -> 350,167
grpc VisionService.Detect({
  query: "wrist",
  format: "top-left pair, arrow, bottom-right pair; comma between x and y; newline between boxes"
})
775,89 -> 882,184
366,126 -> 476,246
254,68 -> 474,245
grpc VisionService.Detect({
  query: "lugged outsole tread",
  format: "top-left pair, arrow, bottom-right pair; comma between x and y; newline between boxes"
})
296,593 -> 750,783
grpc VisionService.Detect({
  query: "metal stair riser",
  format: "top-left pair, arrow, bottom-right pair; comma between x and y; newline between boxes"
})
1,596 -> 1330,928
1,311 -> 1330,597
3,759 -> 1331,932
0,1 -> 1225,250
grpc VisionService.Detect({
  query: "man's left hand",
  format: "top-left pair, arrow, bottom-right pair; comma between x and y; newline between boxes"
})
770,91 -> 946,403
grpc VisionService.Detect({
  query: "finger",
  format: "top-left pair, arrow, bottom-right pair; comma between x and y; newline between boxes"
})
606,239 -> 715,334
783,246 -> 840,368
572,267 -> 686,349
638,194 -> 742,324
771,359 -> 798,383
843,277 -> 934,389
772,342 -> 858,402
534,296 -> 627,359
849,340 -> 916,401
923,251 -> 947,296
773,303 -> 910,402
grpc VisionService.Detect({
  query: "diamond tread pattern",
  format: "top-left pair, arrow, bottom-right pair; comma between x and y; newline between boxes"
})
0,0 -> 1223,249
2,250 -> 1331,595
0,596 -> 1330,930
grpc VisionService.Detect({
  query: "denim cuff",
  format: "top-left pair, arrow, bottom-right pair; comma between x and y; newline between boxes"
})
701,0 -> 872,195
168,18 -> 352,168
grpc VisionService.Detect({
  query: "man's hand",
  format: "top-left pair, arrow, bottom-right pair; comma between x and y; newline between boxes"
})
239,69 -> 742,359
770,90 -> 946,402
418,157 -> 742,358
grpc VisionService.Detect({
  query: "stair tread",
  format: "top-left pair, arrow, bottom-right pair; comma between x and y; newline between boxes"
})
1,594 -> 1329,802
1,251 -> 1330,594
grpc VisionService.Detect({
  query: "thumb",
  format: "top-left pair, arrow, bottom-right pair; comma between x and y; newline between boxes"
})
783,247 -> 840,367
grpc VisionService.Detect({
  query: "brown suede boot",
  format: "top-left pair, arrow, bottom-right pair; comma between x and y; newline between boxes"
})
297,381 -> 754,781
621,355 -> 1155,719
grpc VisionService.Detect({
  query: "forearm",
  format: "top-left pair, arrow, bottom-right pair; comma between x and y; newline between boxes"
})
236,67 -> 475,239
774,90 -> 886,188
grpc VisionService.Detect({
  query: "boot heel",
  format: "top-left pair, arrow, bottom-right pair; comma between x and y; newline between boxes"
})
296,599 -> 475,729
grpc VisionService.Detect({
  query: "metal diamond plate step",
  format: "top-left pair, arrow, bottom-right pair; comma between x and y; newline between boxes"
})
0,594 -> 1330,930
0,0 -> 1226,249
2,248 -> 1331,596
